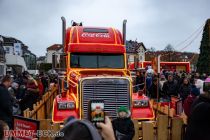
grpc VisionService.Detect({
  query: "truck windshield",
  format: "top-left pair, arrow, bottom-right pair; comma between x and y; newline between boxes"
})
70,53 -> 124,69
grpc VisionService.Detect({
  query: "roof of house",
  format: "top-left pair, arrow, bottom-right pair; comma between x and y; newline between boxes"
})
37,56 -> 46,61
126,40 -> 146,53
47,44 -> 62,51
145,50 -> 199,63
0,35 -> 23,43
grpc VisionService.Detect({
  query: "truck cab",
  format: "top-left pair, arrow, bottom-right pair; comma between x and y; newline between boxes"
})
52,18 -> 154,123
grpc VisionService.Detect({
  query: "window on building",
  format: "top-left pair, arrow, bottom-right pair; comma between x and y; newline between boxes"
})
0,65 -> 4,76
129,55 -> 134,63
0,46 -> 5,62
139,56 -> 143,61
5,47 -> 10,54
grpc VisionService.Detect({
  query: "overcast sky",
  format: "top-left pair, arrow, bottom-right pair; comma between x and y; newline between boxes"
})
0,0 -> 209,56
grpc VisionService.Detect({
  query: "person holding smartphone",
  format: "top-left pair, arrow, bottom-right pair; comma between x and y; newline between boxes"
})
55,116 -> 115,140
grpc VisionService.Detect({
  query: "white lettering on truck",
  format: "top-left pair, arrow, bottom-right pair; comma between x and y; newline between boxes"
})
81,33 -> 110,38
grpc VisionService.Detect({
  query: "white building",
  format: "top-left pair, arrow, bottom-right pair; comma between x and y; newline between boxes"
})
126,40 -> 146,67
46,44 -> 62,63
0,36 -> 6,77
1,36 -> 27,74
136,44 -> 146,62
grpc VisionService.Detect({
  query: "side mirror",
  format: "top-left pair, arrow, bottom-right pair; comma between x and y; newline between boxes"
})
60,54 -> 67,70
64,79 -> 69,90
58,77 -> 68,97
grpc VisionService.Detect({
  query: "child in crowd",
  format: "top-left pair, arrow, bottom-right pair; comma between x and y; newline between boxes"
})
112,106 -> 135,140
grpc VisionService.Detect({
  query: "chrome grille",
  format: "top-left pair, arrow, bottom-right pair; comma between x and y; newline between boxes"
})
81,78 -> 130,119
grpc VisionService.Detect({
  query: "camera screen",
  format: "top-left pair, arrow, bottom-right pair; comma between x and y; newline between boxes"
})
91,102 -> 104,122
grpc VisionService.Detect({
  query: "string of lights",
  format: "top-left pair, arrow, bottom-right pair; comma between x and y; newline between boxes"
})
149,24 -> 204,58
175,24 -> 205,49
179,28 -> 203,51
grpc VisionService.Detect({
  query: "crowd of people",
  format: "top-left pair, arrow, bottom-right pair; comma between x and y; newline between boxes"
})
0,68 -> 210,140
0,71 -> 54,128
135,69 -> 210,140
136,69 -> 207,105
0,71 -> 135,140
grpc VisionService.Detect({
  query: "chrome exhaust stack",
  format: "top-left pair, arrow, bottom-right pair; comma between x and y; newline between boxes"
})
61,17 -> 66,52
123,19 -> 127,45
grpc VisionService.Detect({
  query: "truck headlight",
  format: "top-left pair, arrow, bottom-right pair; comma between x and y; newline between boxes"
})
58,101 -> 75,110
133,100 -> 149,108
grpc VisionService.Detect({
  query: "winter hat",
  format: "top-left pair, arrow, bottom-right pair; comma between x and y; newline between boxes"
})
117,106 -> 128,113
205,77 -> 210,82
191,85 -> 200,96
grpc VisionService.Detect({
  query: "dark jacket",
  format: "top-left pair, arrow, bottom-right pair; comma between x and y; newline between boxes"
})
41,77 -> 48,92
162,80 -> 178,97
183,94 -> 197,117
185,94 -> 210,140
0,84 -> 13,128
179,83 -> 191,101
148,83 -> 161,99
112,117 -> 135,140
136,75 -> 144,90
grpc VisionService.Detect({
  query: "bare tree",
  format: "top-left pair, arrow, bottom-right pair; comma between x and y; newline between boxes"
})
164,44 -> 175,52
149,47 -> 156,52
163,44 -> 176,61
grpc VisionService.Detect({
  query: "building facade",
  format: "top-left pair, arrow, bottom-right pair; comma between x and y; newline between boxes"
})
126,40 -> 146,65
0,35 -> 36,74
0,36 -> 6,77
46,44 -> 62,63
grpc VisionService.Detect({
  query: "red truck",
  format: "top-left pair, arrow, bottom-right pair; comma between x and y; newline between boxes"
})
52,17 -> 154,123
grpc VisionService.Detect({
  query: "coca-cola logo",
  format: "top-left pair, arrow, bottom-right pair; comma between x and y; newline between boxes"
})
81,33 -> 110,38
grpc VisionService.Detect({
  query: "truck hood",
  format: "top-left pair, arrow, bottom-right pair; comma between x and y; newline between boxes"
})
80,70 -> 127,77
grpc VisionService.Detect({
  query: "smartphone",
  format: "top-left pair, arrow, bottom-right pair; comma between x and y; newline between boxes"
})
88,100 -> 105,124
